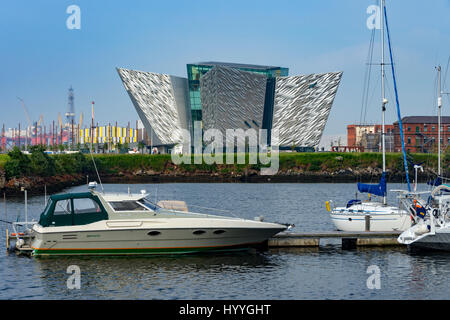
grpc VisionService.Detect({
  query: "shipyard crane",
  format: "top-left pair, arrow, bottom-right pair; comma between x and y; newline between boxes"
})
17,97 -> 33,148
17,97 -> 32,128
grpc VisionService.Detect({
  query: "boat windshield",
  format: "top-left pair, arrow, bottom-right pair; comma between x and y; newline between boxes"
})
138,198 -> 161,211
109,200 -> 150,212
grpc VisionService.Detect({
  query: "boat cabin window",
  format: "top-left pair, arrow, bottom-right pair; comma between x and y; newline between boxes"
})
109,201 -> 149,211
54,199 -> 72,215
138,198 -> 160,211
73,198 -> 101,214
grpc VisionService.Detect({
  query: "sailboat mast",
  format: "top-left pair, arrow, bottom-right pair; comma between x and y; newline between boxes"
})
438,65 -> 442,177
381,0 -> 387,204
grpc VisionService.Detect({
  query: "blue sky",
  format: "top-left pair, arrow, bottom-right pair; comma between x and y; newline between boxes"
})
1,0 -> 450,144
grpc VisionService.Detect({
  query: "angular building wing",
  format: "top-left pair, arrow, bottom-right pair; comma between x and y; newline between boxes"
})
272,72 -> 343,148
116,68 -> 190,146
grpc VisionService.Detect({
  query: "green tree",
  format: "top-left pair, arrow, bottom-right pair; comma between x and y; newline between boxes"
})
29,145 -> 56,176
4,146 -> 31,179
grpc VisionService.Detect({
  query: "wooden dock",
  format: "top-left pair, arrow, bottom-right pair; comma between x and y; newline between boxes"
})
268,231 -> 403,249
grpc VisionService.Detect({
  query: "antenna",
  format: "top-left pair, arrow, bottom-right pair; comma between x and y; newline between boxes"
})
65,86 -> 75,125
88,144 -> 104,193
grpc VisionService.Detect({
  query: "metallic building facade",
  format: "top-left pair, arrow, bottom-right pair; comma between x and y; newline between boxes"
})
117,62 -> 343,149
117,68 -> 190,146
200,66 -> 267,139
272,72 -> 343,147
187,62 -> 288,125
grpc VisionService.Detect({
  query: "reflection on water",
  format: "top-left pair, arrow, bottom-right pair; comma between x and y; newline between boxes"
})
0,183 -> 449,299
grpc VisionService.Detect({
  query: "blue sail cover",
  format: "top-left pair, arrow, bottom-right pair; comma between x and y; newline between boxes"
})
427,177 -> 442,187
357,173 -> 387,197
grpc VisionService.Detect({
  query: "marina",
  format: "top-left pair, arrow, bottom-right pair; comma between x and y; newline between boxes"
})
1,182 -> 450,300
1,0 -> 450,304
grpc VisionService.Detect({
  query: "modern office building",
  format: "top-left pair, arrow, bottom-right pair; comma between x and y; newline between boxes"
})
117,62 -> 342,152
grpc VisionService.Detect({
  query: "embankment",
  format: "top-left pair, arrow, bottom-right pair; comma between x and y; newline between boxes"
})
0,150 -> 447,196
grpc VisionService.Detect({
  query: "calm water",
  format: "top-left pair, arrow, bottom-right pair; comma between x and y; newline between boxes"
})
0,183 -> 449,300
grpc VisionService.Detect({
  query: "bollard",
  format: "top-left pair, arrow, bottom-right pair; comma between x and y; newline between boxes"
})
365,215 -> 371,232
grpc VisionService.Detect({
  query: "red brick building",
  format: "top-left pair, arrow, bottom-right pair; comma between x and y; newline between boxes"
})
347,124 -> 395,152
393,116 -> 450,153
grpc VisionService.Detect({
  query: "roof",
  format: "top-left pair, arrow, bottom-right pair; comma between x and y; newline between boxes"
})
190,61 -> 285,71
50,192 -> 94,201
394,116 -> 450,124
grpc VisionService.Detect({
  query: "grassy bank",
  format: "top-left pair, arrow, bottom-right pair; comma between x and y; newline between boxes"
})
1,147 -> 448,192
88,152 -> 444,175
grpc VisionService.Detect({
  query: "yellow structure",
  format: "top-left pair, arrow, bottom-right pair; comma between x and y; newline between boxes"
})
79,126 -> 137,145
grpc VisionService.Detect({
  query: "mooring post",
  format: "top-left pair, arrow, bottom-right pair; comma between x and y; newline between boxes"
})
342,238 -> 357,250
3,192 -> 6,220
365,215 -> 371,232
6,228 -> 9,251
24,189 -> 27,227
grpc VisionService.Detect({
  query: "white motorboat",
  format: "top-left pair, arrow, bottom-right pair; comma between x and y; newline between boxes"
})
28,185 -> 287,256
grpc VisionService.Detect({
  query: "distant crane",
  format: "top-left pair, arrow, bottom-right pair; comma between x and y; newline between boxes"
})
37,115 -> 43,127
17,97 -> 32,128
17,97 -> 32,148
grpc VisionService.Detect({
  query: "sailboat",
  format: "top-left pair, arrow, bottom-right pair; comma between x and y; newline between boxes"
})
327,0 -> 412,232
398,66 -> 450,250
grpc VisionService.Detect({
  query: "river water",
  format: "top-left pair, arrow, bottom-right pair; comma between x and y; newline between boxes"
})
0,183 -> 449,300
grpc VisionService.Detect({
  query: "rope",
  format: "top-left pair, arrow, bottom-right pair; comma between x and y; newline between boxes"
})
384,4 -> 411,191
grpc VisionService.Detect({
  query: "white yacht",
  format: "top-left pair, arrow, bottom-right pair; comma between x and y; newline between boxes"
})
398,66 -> 450,250
398,184 -> 450,251
28,186 -> 287,256
327,0 -> 412,232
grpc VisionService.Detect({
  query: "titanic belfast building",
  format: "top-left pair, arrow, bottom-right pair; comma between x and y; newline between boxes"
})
117,62 -> 342,151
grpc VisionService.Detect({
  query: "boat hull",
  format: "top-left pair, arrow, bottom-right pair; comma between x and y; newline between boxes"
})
400,229 -> 450,252
31,224 -> 285,256
330,213 -> 412,232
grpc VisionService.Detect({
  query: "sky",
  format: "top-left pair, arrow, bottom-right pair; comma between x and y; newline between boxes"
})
1,0 -> 450,147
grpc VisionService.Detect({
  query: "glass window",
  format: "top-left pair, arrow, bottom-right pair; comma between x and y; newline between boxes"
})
109,201 -> 148,211
54,199 -> 72,215
138,198 -> 160,211
73,198 -> 100,214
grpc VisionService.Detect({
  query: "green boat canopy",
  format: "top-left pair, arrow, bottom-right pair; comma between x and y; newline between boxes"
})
39,192 -> 109,227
